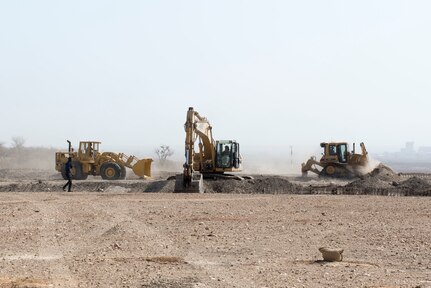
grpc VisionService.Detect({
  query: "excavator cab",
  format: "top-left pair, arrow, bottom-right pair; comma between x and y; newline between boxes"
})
215,140 -> 241,169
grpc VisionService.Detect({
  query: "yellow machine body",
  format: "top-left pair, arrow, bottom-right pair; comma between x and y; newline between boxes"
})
301,142 -> 369,178
175,107 -> 243,192
55,141 -> 152,180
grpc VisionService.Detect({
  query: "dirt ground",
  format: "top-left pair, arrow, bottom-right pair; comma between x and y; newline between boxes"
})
0,168 -> 430,288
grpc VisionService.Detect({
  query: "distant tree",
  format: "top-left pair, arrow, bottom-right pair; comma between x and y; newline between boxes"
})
155,145 -> 174,167
12,136 -> 25,149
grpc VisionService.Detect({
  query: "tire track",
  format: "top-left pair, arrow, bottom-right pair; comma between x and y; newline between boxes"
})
87,198 -> 255,287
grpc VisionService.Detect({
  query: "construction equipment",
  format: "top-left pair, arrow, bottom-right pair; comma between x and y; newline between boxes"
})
174,107 -> 243,193
55,141 -> 152,180
301,142 -> 369,178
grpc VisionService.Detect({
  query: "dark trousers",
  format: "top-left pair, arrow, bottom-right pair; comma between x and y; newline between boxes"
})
63,177 -> 72,192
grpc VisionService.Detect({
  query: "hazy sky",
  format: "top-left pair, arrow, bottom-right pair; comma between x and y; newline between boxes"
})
1,1 -> 430,154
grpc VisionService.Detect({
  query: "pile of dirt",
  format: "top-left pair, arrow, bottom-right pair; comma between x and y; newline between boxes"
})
367,163 -> 400,180
341,164 -> 431,196
344,164 -> 401,190
204,176 -> 300,194
394,177 -> 431,196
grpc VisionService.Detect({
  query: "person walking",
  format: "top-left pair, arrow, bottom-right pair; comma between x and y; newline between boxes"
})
62,157 -> 73,192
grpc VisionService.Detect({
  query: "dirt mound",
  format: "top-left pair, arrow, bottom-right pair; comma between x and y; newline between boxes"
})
367,163 -> 400,181
204,176 -> 300,194
394,177 -> 431,196
345,164 -> 401,190
341,164 -> 431,196
398,176 -> 430,189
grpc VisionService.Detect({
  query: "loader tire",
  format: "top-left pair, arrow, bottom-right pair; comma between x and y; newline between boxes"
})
119,166 -> 127,180
72,161 -> 88,180
100,162 -> 122,180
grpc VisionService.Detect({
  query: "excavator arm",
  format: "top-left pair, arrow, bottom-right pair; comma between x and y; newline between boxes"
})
182,107 -> 215,190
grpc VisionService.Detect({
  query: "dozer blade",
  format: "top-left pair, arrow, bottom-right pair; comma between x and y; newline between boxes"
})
132,159 -> 153,178
174,173 -> 204,193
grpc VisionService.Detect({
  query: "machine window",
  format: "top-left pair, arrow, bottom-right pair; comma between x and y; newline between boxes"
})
338,144 -> 347,163
80,143 -> 87,154
217,143 -> 232,168
329,145 -> 337,156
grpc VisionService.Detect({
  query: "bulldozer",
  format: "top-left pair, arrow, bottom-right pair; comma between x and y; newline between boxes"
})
174,107 -> 243,193
55,140 -> 152,180
301,142 -> 369,178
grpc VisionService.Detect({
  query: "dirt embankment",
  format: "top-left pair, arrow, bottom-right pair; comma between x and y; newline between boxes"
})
341,164 -> 431,196
1,166 -> 431,196
0,176 -> 303,194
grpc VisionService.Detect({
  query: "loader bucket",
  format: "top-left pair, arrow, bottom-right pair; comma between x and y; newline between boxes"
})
132,158 -> 153,178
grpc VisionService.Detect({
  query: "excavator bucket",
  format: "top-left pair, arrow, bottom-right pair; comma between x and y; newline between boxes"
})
132,159 -> 153,178
174,173 -> 204,193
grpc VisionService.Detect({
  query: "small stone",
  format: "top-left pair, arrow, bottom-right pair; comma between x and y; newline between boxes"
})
319,247 -> 344,262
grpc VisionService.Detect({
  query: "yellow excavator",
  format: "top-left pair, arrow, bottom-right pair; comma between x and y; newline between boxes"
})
301,142 -> 369,178
174,107 -> 243,192
55,140 -> 152,180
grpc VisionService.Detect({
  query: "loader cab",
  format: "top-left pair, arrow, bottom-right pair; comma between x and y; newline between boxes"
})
78,141 -> 100,162
215,140 -> 241,169
321,142 -> 348,164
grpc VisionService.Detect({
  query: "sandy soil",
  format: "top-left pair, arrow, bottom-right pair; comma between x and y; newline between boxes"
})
0,191 -> 429,288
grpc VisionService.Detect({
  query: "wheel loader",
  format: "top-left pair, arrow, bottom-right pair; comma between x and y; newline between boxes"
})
174,107 -> 244,193
55,140 -> 152,180
301,142 -> 369,178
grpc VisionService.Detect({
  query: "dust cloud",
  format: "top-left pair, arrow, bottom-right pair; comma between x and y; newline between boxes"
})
241,148 -> 316,175
0,143 -> 409,178
0,146 -> 56,170
359,156 -> 381,175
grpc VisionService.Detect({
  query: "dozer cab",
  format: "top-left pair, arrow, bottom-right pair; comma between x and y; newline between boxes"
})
301,142 -> 369,178
174,107 -> 243,193
55,140 -> 152,180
